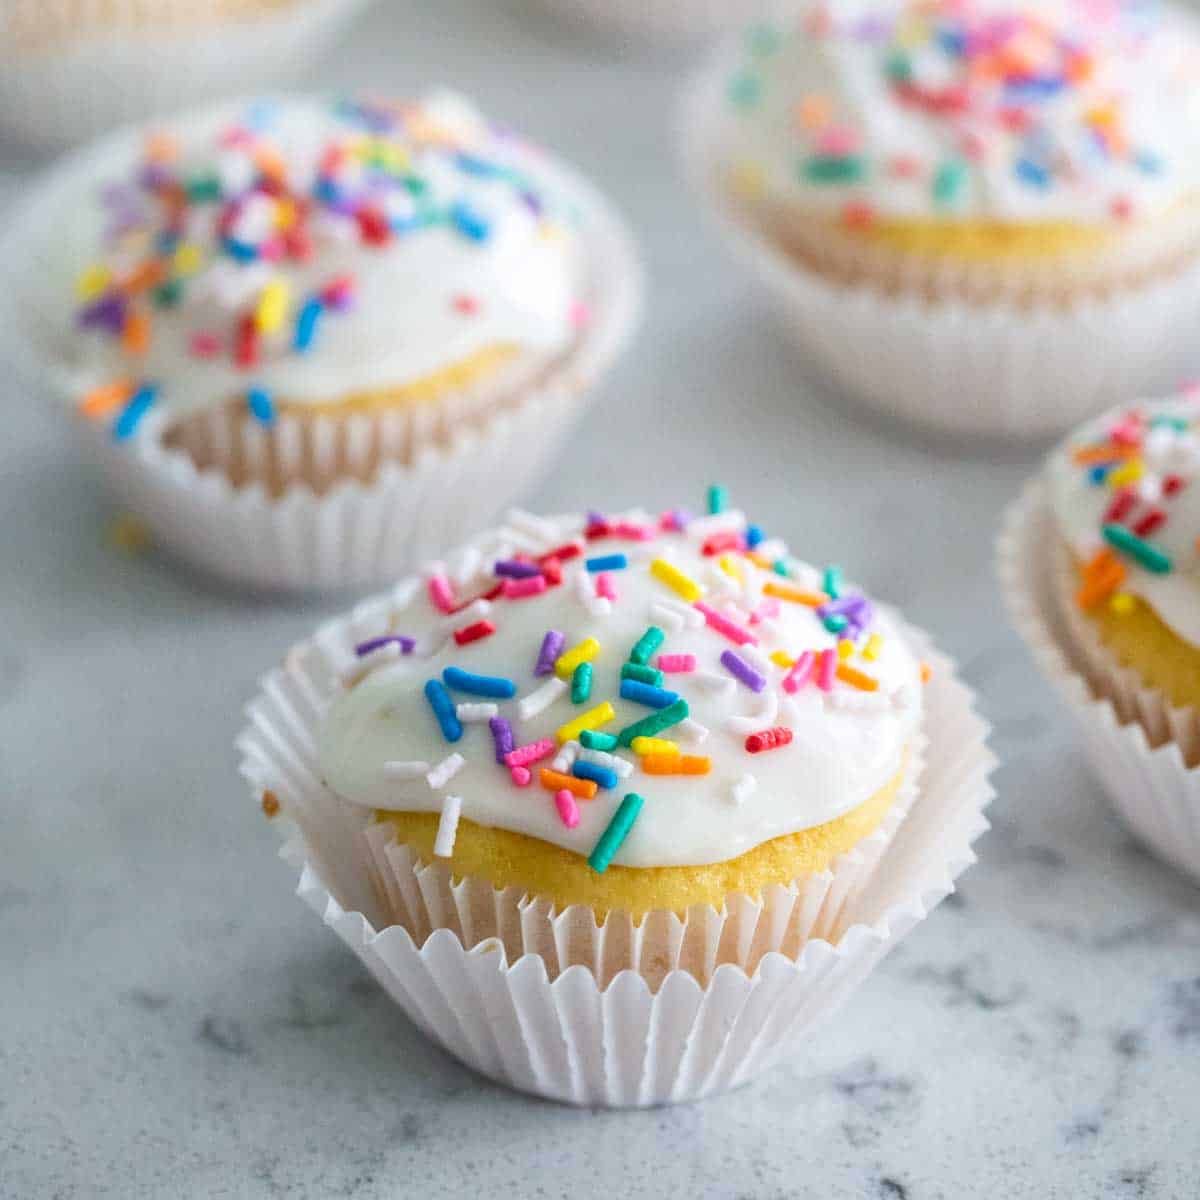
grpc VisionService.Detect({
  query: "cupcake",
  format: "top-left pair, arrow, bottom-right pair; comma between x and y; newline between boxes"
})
999,393 -> 1200,881
687,0 -> 1200,438
240,497 -> 994,1105
0,0 -> 374,150
10,94 -> 640,592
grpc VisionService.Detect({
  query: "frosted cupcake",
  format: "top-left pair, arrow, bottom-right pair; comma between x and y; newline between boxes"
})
12,94 -> 640,591
999,394 -> 1200,880
0,0 -> 374,150
688,0 -> 1200,437
240,496 -> 993,1105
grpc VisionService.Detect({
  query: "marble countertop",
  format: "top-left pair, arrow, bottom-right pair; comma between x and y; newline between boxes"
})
2,3 -> 1198,1196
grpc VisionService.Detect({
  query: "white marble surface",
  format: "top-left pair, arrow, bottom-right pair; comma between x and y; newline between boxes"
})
2,3 -> 1199,1197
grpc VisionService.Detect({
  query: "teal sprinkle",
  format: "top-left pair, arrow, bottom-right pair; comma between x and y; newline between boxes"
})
1150,414 -> 1190,433
933,160 -> 969,208
1102,524 -> 1173,574
587,793 -> 645,874
580,729 -> 618,752
885,50 -> 913,82
629,626 -> 665,666
746,24 -> 781,56
617,698 -> 689,748
185,174 -> 221,203
728,71 -> 762,109
822,565 -> 843,599
707,484 -> 727,515
802,155 -> 866,184
773,560 -> 790,577
152,279 -> 182,309
621,662 -> 664,687
824,614 -> 849,635
571,661 -> 593,705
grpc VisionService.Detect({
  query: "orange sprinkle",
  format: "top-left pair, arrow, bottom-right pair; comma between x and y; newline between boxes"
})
121,259 -> 167,295
78,379 -> 134,418
261,790 -> 280,818
144,132 -> 179,162
763,581 -> 827,606
745,551 -> 775,569
539,769 -> 597,800
642,753 -> 711,776
1071,443 -> 1136,466
835,664 -> 879,692
920,662 -> 932,684
121,310 -> 151,356
1076,548 -> 1126,610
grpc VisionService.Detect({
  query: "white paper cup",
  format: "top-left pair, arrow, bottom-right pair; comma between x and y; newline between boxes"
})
997,480 -> 1200,883
682,49 -> 1200,441
237,586 -> 994,1107
531,0 -> 803,44
0,0 -> 374,150
2,130 -> 643,595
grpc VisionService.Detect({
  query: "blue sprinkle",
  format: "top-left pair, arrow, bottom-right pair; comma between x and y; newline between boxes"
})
442,666 -> 517,699
585,553 -> 628,573
619,679 -> 680,709
222,237 -> 259,263
450,201 -> 490,242
313,177 -> 342,206
112,384 -> 158,442
294,297 -> 323,352
1015,157 -> 1051,189
1089,464 -> 1113,485
1135,151 -> 1164,176
572,760 -> 618,791
746,524 -> 764,548
424,679 -> 463,743
246,387 -> 274,426
455,153 -> 504,178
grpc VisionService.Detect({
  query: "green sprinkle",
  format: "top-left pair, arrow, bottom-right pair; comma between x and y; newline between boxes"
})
802,155 -> 866,185
617,698 -> 689,747
587,793 -> 645,874
580,729 -> 618,752
621,662 -> 664,686
747,24 -> 781,56
824,614 -> 849,635
1102,524 -> 1174,574
822,565 -> 843,598
707,484 -> 727,515
629,626 -> 665,666
728,71 -> 762,109
152,279 -> 183,308
933,159 -> 969,208
1150,414 -> 1189,432
773,560 -> 790,577
885,50 -> 913,82
571,661 -> 593,704
185,174 -> 222,203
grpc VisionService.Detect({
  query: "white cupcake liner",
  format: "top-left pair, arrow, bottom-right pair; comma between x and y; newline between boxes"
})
237,594 -> 994,1106
532,0 -> 803,44
0,0 -> 375,150
682,51 -> 1200,441
3,136 -> 643,595
997,480 -> 1200,883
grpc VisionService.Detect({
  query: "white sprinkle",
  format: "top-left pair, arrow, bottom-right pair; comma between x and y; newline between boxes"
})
450,545 -> 484,587
730,774 -> 758,806
342,642 -> 401,686
692,670 -> 736,696
650,603 -> 685,632
552,740 -> 580,773
726,688 -> 779,734
828,691 -> 890,713
655,597 -> 704,629
456,702 -> 498,723
433,795 -> 463,858
686,511 -> 746,540
426,753 -> 465,789
575,568 -> 613,618
577,747 -> 634,778
741,644 -> 773,676
506,507 -> 561,546
383,760 -> 430,780
439,598 -> 492,631
519,676 -> 568,721
677,718 -> 709,745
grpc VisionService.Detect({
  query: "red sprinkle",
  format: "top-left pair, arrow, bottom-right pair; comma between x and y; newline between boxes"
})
1133,509 -> 1165,537
539,541 -> 584,564
745,727 -> 793,754
1164,475 -> 1186,497
1103,488 -> 1136,524
234,314 -> 258,369
540,557 -> 563,586
702,532 -> 743,556
585,522 -> 611,540
356,207 -> 391,245
453,619 -> 496,647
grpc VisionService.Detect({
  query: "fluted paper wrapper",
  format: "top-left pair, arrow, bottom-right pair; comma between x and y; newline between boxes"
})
5,142 -> 642,595
683,53 -> 1200,441
998,481 -> 1200,883
237,597 -> 993,1106
532,0 -> 803,44
0,0 -> 373,150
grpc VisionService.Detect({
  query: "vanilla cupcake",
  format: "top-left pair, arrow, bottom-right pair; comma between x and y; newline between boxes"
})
0,0 -> 374,149
12,94 -> 640,591
999,394 -> 1200,881
688,0 -> 1200,437
240,497 -> 994,1105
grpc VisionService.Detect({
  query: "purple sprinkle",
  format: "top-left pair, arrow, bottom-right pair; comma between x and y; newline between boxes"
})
720,649 -> 766,693
586,509 -> 607,528
534,630 -> 565,677
78,291 -> 127,334
489,716 -> 514,764
664,508 -> 693,531
817,594 -> 869,620
354,634 -> 415,657
494,559 -> 541,580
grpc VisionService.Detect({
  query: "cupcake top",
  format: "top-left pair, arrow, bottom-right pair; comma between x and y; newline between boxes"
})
724,0 -> 1200,227
317,499 -> 924,869
1049,394 -> 1200,646
69,93 -> 584,438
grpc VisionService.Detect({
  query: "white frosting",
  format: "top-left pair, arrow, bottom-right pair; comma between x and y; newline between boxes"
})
62,94 -> 581,421
727,0 -> 1200,225
1048,395 -> 1200,647
317,509 -> 924,868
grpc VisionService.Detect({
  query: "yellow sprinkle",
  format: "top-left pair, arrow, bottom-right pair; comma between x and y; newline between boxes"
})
273,199 -> 297,231
837,639 -> 855,661
539,222 -> 565,242
731,161 -> 766,199
1107,460 -> 1144,488
555,637 -> 600,680
631,736 -> 679,756
717,554 -> 743,580
863,634 -> 883,662
649,558 -> 702,604
173,243 -> 203,275
75,264 -> 111,302
255,279 -> 290,334
1109,592 -> 1136,616
556,701 -> 615,746
769,650 -> 795,669
108,513 -> 151,556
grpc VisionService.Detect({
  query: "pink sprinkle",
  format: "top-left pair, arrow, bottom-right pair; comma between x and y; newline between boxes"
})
189,332 -> 222,358
320,274 -> 356,311
658,653 -> 696,673
749,598 -> 781,625
782,651 -> 816,694
694,601 -> 758,647
555,788 -> 580,828
428,574 -> 456,614
611,521 -> 656,541
505,738 -> 556,768
570,300 -> 590,328
1109,419 -> 1143,447
503,575 -> 548,600
453,294 -> 480,315
596,573 -> 618,601
259,237 -> 285,262
511,766 -> 532,787
816,125 -> 860,156
888,155 -> 922,179
816,648 -> 836,692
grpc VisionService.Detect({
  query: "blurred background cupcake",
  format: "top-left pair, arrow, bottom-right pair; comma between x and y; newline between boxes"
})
0,0 -> 375,150
7,92 -> 641,592
687,0 -> 1200,439
1000,393 -> 1199,881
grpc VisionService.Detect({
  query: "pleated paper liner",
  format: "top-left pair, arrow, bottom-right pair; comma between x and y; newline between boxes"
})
681,48 -> 1200,441
998,480 -> 1200,883
0,0 -> 375,149
237,558 -> 994,1105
